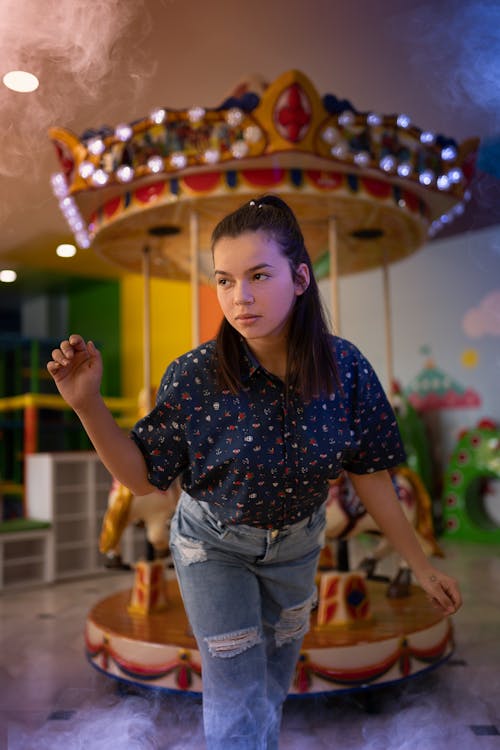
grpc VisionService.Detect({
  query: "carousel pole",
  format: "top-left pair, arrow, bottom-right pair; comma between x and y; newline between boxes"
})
190,209 -> 200,348
328,216 -> 341,335
382,248 -> 394,398
328,214 -> 349,572
142,244 -> 152,412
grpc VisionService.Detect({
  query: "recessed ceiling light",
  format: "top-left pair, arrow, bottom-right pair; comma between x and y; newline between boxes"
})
0,269 -> 17,283
56,243 -> 77,258
3,70 -> 39,93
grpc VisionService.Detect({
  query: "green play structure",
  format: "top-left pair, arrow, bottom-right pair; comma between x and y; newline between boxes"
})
394,389 -> 434,499
442,421 -> 500,543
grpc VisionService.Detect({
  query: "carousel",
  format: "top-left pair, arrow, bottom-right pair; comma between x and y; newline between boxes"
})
49,70 -> 476,696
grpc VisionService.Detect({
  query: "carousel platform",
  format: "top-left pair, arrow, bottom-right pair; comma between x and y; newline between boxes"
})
85,576 -> 453,696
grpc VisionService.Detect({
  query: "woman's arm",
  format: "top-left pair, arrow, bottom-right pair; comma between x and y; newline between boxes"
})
347,469 -> 462,615
47,334 -> 156,496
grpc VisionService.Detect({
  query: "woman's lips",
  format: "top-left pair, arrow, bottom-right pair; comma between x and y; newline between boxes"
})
235,314 -> 260,325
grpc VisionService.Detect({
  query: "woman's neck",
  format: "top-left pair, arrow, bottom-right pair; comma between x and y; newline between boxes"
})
246,338 -> 287,380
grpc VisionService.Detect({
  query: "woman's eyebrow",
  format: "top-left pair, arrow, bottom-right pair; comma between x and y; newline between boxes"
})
214,263 -> 275,277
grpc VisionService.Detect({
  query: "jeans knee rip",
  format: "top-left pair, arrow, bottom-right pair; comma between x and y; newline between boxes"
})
275,592 -> 316,648
204,626 -> 262,658
173,532 -> 207,565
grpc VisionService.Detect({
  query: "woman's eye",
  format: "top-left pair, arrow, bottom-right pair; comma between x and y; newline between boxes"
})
253,273 -> 268,281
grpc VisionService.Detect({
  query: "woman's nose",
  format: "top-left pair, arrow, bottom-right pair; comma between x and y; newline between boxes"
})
235,282 -> 254,304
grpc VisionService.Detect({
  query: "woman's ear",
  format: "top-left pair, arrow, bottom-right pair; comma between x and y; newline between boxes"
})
294,263 -> 310,296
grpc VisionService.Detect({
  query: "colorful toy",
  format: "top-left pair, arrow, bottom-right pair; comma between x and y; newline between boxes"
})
127,559 -> 169,615
86,574 -> 453,695
442,419 -> 500,543
324,467 -> 443,597
316,570 -> 372,627
99,478 -> 180,568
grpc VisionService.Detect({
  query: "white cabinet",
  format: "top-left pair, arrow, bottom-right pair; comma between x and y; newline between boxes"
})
26,452 -> 116,580
0,528 -> 53,589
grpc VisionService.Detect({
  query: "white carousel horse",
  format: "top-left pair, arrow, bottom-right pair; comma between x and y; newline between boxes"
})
99,480 -> 180,569
99,385 -> 181,569
324,466 -> 443,597
99,477 -> 181,569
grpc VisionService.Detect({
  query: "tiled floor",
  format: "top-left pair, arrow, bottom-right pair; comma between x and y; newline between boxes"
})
0,540 -> 499,749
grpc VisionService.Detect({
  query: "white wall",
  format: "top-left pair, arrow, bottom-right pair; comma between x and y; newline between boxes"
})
319,224 -> 500,458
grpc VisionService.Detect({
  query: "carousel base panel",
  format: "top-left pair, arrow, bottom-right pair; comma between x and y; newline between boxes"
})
86,578 -> 453,696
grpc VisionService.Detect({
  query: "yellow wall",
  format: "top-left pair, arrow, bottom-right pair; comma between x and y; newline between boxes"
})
120,274 -> 191,399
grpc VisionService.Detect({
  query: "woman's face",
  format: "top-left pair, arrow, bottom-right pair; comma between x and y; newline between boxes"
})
213,230 -> 309,346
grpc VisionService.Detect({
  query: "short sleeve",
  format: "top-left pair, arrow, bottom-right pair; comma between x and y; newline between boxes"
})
341,346 -> 406,475
130,359 -> 189,490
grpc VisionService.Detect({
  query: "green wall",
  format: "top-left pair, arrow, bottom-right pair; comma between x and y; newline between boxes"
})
68,280 -> 121,396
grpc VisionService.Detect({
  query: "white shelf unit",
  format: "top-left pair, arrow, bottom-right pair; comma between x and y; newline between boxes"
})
0,528 -> 53,589
26,452 -> 117,581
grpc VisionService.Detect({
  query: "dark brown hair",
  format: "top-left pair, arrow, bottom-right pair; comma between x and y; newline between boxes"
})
211,194 -> 340,400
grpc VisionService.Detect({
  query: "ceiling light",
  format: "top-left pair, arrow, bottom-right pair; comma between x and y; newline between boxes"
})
56,244 -> 77,258
3,70 -> 39,93
0,269 -> 17,283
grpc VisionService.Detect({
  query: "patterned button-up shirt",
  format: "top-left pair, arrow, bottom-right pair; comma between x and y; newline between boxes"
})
131,336 -> 406,528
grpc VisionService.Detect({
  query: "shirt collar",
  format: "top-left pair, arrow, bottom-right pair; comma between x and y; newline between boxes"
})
239,338 -> 261,382
239,339 -> 287,390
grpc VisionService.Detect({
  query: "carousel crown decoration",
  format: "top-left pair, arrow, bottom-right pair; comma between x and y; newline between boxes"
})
49,70 -> 478,276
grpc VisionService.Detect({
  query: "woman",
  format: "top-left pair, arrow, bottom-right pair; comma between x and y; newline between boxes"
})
47,194 -> 461,750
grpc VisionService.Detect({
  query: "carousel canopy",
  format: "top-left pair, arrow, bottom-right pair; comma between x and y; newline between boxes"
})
49,70 -> 478,281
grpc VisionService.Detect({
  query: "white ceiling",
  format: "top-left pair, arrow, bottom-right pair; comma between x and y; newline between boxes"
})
1,0 -> 499,294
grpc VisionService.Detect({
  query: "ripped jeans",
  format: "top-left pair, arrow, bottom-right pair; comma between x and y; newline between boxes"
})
169,492 -> 326,750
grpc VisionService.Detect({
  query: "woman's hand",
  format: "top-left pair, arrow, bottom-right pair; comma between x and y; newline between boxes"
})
47,334 -> 153,496
414,566 -> 462,616
348,470 -> 463,617
47,334 -> 102,412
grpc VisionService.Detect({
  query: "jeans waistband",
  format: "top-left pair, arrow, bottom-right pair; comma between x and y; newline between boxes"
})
181,493 -> 324,539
